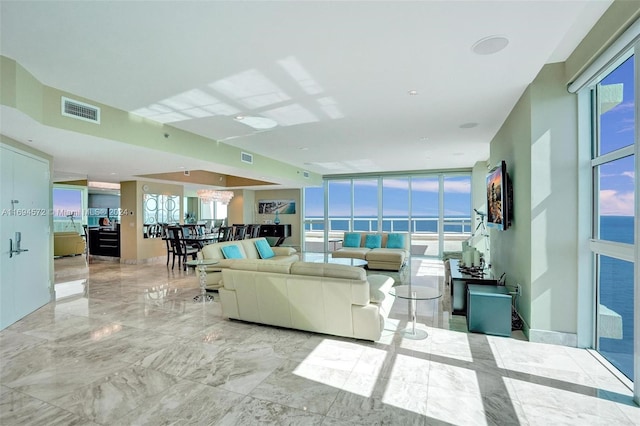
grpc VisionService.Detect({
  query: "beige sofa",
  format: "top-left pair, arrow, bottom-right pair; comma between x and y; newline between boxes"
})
197,237 -> 298,289
332,232 -> 409,271
219,259 -> 395,341
54,232 -> 86,257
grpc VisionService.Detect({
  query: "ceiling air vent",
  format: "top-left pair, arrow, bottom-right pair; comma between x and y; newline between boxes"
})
241,152 -> 253,164
303,171 -> 310,179
61,96 -> 100,124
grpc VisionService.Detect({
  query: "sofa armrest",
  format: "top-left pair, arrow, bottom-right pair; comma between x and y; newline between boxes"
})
272,246 -> 297,256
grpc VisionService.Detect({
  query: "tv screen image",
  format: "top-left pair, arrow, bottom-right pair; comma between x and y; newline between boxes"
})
486,160 -> 511,230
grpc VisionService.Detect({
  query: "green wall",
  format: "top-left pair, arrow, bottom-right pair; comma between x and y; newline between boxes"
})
489,0 -> 640,344
0,55 -> 322,187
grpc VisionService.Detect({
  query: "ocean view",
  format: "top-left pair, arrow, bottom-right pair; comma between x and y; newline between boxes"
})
599,215 -> 635,380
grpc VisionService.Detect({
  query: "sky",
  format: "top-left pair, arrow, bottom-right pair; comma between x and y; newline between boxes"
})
52,188 -> 82,219
599,54 -> 635,217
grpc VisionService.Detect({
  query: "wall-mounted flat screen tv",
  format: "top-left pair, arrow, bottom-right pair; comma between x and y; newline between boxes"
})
486,160 -> 512,230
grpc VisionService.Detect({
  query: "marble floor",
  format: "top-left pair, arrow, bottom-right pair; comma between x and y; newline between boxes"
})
1,255 -> 638,425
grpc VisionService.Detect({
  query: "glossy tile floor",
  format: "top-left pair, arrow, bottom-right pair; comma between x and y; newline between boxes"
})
1,255 -> 638,425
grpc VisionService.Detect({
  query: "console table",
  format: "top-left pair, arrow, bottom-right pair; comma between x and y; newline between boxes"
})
259,224 -> 291,246
449,259 -> 497,315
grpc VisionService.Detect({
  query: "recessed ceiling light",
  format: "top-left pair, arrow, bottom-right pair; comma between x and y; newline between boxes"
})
299,147 -> 309,151
472,35 -> 509,55
408,90 -> 418,96
178,166 -> 185,169
234,115 -> 245,120
420,137 -> 429,142
459,122 -> 478,129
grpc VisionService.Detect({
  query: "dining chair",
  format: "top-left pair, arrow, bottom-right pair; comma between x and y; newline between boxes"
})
168,227 -> 198,270
217,226 -> 233,242
233,224 -> 247,240
246,224 -> 261,239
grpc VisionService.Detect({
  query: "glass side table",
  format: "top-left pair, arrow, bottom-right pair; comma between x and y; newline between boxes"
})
185,259 -> 219,303
390,285 -> 442,339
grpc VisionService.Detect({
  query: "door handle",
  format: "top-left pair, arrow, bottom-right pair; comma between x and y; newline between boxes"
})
9,233 -> 29,258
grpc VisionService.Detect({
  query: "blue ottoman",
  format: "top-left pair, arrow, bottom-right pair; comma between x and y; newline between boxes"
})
466,285 -> 512,337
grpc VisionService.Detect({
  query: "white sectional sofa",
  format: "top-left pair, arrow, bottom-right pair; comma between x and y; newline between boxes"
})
197,237 -> 299,289
219,259 -> 395,341
332,232 -> 410,271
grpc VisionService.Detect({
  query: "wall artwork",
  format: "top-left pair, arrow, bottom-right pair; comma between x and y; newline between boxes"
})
258,199 -> 296,214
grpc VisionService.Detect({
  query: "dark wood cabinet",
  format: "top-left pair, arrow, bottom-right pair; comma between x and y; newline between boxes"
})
259,224 -> 291,246
89,227 -> 120,257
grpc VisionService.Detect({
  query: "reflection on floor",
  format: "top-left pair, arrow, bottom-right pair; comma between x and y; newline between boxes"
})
1,255 -> 638,425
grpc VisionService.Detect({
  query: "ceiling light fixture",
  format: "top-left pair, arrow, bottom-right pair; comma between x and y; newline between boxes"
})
408,90 -> 418,95
472,35 -> 509,55
196,189 -> 234,205
233,115 -> 278,130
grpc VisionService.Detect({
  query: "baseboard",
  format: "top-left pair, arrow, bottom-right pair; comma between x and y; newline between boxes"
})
527,328 -> 578,347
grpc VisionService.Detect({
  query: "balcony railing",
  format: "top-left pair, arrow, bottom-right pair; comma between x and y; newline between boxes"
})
302,216 -> 472,256
304,216 -> 471,234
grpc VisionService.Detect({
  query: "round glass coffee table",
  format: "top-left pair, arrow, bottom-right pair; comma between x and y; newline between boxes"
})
323,257 -> 367,267
306,253 -> 367,267
390,285 -> 441,339
185,259 -> 219,303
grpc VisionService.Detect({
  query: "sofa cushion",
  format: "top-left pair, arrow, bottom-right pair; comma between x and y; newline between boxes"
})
365,248 -> 406,262
221,244 -> 244,259
364,234 -> 382,249
255,239 -> 275,259
230,259 -> 292,274
343,232 -> 361,247
386,233 -> 405,249
272,246 -> 297,256
331,247 -> 370,259
290,261 -> 366,281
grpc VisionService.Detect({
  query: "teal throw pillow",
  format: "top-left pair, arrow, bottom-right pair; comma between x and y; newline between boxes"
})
343,233 -> 361,248
386,233 -> 405,249
255,239 -> 275,259
221,245 -> 244,259
365,234 -> 382,249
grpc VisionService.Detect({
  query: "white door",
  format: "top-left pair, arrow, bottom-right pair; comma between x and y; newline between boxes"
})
0,144 -> 51,330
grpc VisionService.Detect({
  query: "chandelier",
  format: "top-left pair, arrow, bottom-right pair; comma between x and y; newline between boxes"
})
196,189 -> 234,205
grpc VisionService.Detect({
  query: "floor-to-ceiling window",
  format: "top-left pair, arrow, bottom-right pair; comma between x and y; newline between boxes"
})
200,200 -> 228,228
303,172 -> 471,257
382,177 -> 410,234
302,185 -> 324,252
353,179 -> 378,232
443,175 -> 472,255
589,51 -> 636,382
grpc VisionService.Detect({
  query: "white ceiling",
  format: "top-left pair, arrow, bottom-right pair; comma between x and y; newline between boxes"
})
0,0 -> 612,187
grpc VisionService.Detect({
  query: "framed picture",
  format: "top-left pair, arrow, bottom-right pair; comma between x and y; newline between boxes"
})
258,199 -> 296,214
